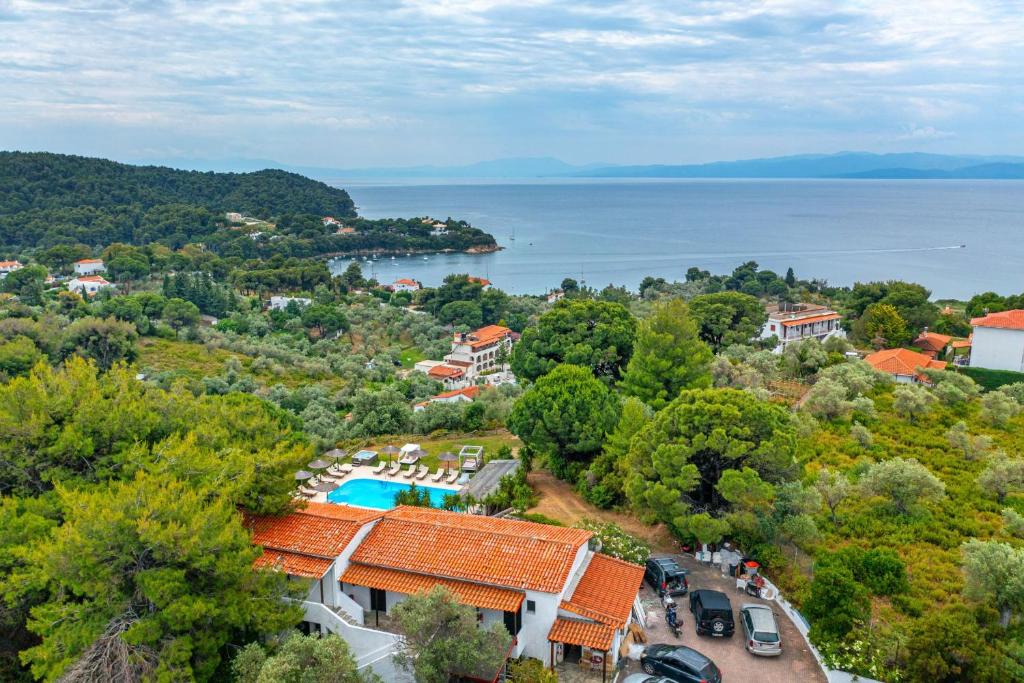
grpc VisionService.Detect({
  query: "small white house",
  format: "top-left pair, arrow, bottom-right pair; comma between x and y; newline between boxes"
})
761,302 -> 843,351
969,310 -> 1024,372
0,260 -> 23,278
268,295 -> 312,311
391,278 -> 421,293
73,259 -> 105,276
67,275 -> 113,296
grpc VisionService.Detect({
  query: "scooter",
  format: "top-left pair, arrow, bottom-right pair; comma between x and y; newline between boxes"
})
664,597 -> 681,639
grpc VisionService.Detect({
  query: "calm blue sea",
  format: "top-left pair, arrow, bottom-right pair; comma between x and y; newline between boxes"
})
329,179 -> 1024,300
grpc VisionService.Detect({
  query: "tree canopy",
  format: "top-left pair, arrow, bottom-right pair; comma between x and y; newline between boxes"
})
688,291 -> 767,351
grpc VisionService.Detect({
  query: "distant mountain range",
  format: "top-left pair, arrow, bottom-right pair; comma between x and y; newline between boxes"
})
136,152 -> 1024,180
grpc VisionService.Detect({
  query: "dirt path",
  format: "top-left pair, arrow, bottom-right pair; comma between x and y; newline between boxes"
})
526,470 -> 676,551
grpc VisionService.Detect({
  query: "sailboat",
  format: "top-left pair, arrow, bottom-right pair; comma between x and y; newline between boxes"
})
509,229 -> 516,241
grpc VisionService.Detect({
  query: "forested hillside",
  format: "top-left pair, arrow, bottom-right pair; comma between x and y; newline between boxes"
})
0,152 -> 496,255
0,152 -> 355,249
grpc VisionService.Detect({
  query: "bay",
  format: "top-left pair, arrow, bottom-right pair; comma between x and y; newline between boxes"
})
329,179 -> 1024,300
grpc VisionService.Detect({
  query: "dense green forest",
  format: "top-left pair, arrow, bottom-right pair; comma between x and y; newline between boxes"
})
0,152 -> 496,256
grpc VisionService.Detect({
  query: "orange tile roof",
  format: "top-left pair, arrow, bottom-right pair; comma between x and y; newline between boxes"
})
560,554 -> 644,627
0,260 -> 21,268
75,258 -> 103,264
433,386 -> 481,401
245,505 -> 378,566
253,550 -> 334,578
350,506 -> 592,593
951,334 -> 973,349
428,365 -> 464,379
548,618 -> 614,651
972,309 -> 1024,331
780,313 -> 840,327
913,332 -> 953,353
462,324 -> 512,350
865,348 -> 946,382
394,278 -> 419,286
72,275 -> 110,283
341,564 -> 524,612
468,276 -> 492,287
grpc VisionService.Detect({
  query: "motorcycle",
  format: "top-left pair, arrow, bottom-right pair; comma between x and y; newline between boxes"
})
663,597 -> 681,639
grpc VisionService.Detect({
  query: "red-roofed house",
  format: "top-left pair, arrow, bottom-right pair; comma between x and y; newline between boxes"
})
0,260 -> 23,278
445,324 -> 514,380
390,278 -> 421,293
413,385 -> 481,412
67,275 -> 113,296
913,331 -> 953,359
761,302 -> 844,351
247,502 -> 644,677
73,258 -> 105,275
467,276 -> 492,289
970,310 -> 1024,372
865,348 -> 947,384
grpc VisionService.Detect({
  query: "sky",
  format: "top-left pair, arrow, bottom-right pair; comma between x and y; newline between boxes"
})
1,0 -> 1023,167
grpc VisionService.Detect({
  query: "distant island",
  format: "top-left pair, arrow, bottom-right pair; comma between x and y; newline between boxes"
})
130,151 -> 1024,181
0,152 -> 498,257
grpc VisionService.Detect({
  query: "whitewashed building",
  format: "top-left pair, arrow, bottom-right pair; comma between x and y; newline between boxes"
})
0,260 -> 23,278
268,295 -> 312,311
969,310 -> 1024,372
73,259 -> 105,276
247,504 -> 644,681
390,278 -> 421,293
444,324 -> 514,381
761,302 -> 844,351
67,275 -> 113,296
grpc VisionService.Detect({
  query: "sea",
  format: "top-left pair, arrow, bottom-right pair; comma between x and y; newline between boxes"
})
328,179 -> 1024,301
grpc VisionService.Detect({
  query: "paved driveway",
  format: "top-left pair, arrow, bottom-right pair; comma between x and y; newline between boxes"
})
623,554 -> 826,683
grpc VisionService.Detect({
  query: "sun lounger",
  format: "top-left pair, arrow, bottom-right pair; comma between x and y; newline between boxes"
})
415,465 -> 429,480
340,463 -> 354,473
387,463 -> 401,477
431,468 -> 444,482
461,458 -> 478,472
401,466 -> 416,479
372,463 -> 386,474
299,486 -> 319,497
445,471 -> 459,485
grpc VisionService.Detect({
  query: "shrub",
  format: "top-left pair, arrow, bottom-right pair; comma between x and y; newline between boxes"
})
804,564 -> 870,641
574,519 -> 650,564
957,366 -> 1024,391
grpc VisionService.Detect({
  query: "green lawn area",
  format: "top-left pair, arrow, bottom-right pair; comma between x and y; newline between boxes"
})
399,346 -> 427,368
344,430 -> 521,472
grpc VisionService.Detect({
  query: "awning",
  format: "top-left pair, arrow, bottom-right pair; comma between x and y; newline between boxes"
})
341,564 -> 524,612
548,618 -> 614,651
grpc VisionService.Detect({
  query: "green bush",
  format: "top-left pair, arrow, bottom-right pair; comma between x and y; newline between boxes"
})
957,366 -> 1024,391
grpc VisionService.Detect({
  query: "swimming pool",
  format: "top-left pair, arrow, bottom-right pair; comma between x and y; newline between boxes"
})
326,477 -> 451,510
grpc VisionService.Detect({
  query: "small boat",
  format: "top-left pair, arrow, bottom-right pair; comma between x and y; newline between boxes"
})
391,255 -> 395,260
423,256 -> 429,261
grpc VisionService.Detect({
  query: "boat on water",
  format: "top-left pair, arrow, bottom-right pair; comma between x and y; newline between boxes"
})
391,255 -> 395,260
423,256 -> 429,260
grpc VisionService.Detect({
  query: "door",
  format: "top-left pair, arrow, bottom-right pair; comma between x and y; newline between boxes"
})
369,588 -> 387,613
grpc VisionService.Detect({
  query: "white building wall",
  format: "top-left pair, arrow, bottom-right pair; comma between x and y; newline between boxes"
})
74,261 -> 105,275
970,326 -> 1024,372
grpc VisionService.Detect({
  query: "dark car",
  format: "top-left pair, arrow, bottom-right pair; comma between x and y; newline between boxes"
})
645,556 -> 689,596
640,644 -> 722,683
688,589 -> 735,637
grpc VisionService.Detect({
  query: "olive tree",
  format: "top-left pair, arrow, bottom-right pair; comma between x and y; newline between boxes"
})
859,457 -> 945,515
961,539 -> 1024,628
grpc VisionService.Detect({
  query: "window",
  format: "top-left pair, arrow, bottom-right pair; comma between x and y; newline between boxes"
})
526,600 -> 536,613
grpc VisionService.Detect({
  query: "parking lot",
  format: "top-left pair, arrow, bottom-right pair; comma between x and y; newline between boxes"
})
623,554 -> 826,683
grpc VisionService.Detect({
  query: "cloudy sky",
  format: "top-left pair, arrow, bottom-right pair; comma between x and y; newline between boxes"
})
2,0 -> 1022,167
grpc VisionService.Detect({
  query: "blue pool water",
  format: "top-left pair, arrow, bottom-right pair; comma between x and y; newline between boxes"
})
326,478 -> 449,510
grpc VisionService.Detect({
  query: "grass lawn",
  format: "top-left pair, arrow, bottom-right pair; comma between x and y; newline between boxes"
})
343,430 -> 521,472
399,347 -> 426,368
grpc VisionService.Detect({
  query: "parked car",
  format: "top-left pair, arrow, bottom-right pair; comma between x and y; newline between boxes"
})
622,675 -> 676,683
740,603 -> 782,656
645,556 -> 689,596
640,644 -> 722,683
688,589 -> 735,637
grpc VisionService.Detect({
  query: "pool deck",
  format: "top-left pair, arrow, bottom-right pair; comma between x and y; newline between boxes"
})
299,468 -> 463,504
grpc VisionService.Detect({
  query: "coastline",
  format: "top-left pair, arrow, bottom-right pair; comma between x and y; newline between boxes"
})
321,243 -> 502,261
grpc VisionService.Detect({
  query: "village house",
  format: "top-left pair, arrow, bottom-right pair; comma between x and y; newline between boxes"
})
246,504 -> 645,682
268,295 -> 312,311
336,226 -> 356,235
546,289 -> 564,304
430,224 -> 449,237
322,216 -> 341,227
968,309 -> 1024,372
467,276 -> 492,290
390,278 -> 421,293
865,347 -> 946,384
413,385 -> 481,412
761,302 -> 843,351
0,260 -> 23,278
226,212 -> 243,222
73,258 -> 105,276
67,275 -> 113,296
913,331 -> 953,360
413,360 -> 470,390
444,324 -> 513,381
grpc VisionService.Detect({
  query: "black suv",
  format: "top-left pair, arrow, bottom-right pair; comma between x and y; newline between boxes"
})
688,589 -> 735,637
644,556 -> 689,597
